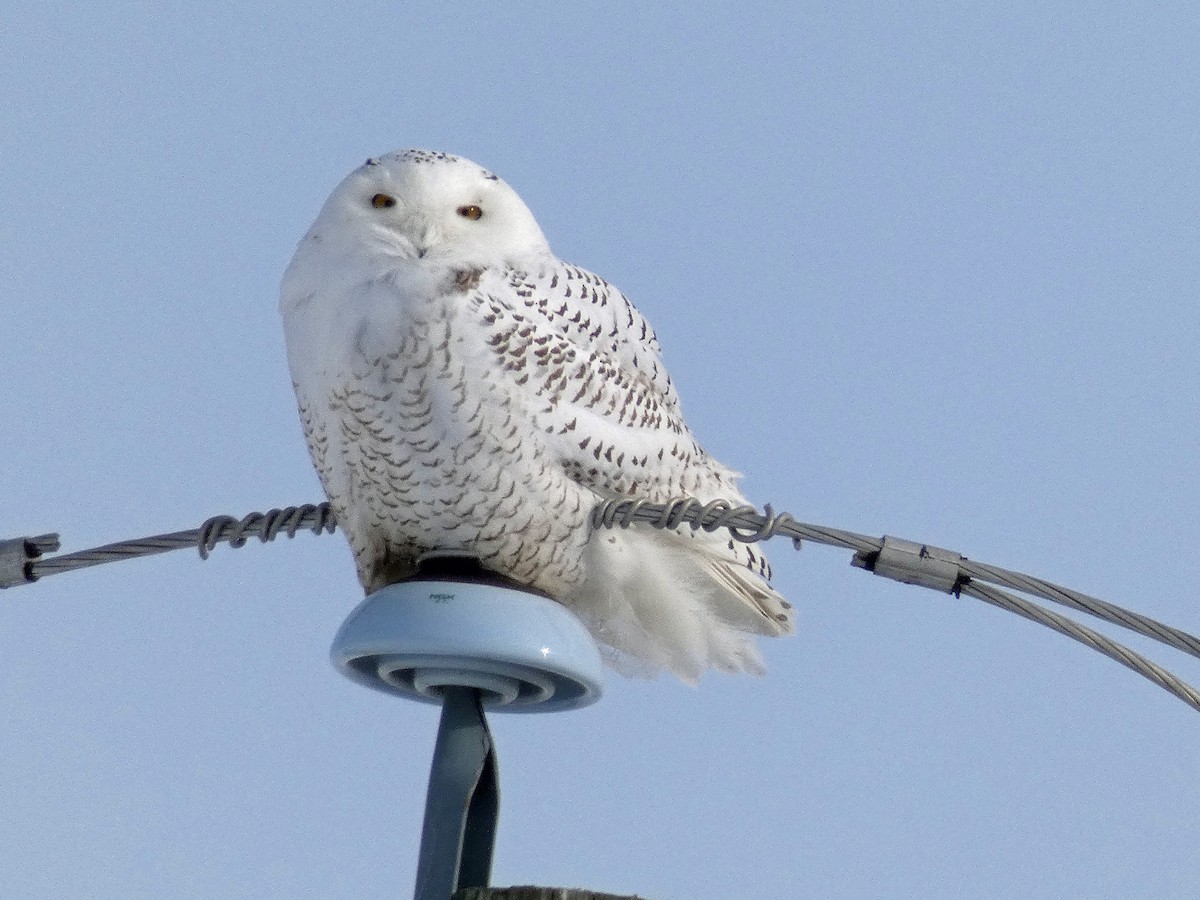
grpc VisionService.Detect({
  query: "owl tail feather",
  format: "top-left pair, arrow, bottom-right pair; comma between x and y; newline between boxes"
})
570,525 -> 790,683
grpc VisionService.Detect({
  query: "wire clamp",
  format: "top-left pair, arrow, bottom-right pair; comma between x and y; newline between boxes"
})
0,534 -> 61,589
852,535 -> 966,594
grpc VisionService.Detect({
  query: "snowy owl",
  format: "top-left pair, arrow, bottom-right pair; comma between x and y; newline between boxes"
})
280,149 -> 793,681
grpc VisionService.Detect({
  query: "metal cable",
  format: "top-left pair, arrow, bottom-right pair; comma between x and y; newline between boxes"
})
14,504 -> 335,583
961,582 -> 1200,714
957,558 -> 1200,660
4,495 -> 1198,713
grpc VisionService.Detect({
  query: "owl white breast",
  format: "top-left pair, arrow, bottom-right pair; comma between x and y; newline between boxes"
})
281,149 -> 793,682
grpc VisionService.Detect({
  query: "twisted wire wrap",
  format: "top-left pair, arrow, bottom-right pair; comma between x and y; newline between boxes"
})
591,497 -> 809,551
197,504 -> 338,559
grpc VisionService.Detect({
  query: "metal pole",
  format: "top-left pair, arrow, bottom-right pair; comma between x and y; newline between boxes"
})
413,687 -> 499,900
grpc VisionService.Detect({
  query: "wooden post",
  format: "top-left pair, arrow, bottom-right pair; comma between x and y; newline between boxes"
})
454,887 -> 648,900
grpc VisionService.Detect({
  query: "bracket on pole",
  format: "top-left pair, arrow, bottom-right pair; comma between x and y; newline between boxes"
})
414,687 -> 500,900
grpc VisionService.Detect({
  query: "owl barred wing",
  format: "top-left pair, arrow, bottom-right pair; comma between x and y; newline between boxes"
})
462,262 -> 794,664
467,262 -> 739,500
519,263 -> 680,408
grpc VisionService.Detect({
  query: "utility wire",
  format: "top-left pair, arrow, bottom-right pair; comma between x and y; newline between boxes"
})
3,496 -> 1197,714
0,505 -> 335,586
960,581 -> 1200,714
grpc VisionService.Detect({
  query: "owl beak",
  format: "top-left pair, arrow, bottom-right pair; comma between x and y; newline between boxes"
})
401,217 -> 437,260
414,224 -> 436,259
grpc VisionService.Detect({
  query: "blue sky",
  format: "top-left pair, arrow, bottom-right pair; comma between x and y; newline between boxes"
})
3,4 -> 1199,898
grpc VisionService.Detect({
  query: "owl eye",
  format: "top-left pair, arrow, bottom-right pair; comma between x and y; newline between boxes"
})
371,193 -> 396,208
456,205 -> 483,221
